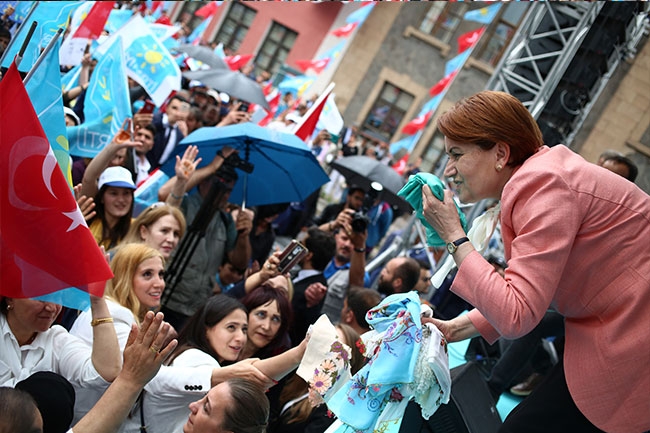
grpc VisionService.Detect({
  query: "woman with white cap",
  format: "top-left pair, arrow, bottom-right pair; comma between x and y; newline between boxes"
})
87,166 -> 136,250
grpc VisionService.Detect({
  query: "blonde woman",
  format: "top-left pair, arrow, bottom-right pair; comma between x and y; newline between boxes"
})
123,203 -> 186,260
70,243 -> 165,422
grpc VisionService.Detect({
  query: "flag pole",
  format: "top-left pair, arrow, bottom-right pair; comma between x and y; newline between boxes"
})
0,1 -> 40,66
23,27 -> 64,85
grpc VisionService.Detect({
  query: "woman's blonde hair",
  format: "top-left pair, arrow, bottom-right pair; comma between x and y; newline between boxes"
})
123,203 -> 186,244
105,243 -> 164,323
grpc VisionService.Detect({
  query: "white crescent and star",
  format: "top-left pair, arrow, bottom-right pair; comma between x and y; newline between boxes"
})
8,136 -> 86,232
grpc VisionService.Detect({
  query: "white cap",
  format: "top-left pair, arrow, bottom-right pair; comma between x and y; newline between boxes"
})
98,166 -> 136,190
285,112 -> 301,123
63,106 -> 80,126
206,89 -> 220,103
220,92 -> 230,104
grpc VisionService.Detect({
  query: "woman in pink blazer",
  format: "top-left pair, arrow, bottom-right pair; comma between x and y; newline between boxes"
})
422,91 -> 650,433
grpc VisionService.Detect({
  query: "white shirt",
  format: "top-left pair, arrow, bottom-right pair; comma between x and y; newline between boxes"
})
0,314 -> 106,389
135,155 -> 152,186
69,300 -> 136,424
159,114 -> 178,166
121,349 -> 219,433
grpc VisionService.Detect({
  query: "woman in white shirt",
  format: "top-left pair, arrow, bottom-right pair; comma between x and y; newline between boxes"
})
129,294 -> 306,433
0,294 -> 121,432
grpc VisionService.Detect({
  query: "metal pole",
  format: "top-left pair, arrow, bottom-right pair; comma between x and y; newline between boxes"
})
0,1 -> 39,66
23,28 -> 64,85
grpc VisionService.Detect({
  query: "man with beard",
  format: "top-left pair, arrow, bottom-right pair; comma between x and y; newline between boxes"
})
320,227 -> 369,323
376,256 -> 421,297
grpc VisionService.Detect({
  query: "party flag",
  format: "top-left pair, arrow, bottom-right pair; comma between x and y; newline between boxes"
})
59,1 -> 115,66
94,13 -> 181,107
195,1 -> 220,18
67,37 -> 132,158
345,2 -> 375,24
389,134 -> 419,155
0,63 -> 113,308
1,1 -> 81,71
429,71 -> 458,96
24,36 -> 72,186
225,53 -> 253,71
316,93 -> 344,136
278,75 -> 315,98
464,3 -> 502,25
401,111 -> 432,135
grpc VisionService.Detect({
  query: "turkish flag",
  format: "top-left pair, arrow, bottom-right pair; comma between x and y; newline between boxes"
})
73,1 -> 115,40
295,58 -> 330,74
458,27 -> 485,53
331,22 -> 358,37
401,111 -> 432,135
225,54 -> 253,71
195,1 -> 219,18
392,153 -> 410,175
429,70 -> 457,96
258,90 -> 281,127
0,64 -> 113,300
294,84 -> 334,141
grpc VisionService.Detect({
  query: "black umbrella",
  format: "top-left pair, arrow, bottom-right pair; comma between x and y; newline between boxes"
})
330,155 -> 412,213
182,69 -> 271,111
174,44 -> 229,70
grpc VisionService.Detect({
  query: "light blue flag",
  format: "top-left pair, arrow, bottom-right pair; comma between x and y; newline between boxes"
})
105,8 -> 134,34
214,42 -> 226,59
61,63 -> 82,92
390,134 -> 419,155
420,94 -> 443,116
445,50 -> 471,76
67,37 -> 132,158
345,3 -> 375,24
189,16 -> 210,44
24,36 -> 73,186
1,1 -> 81,71
278,75 -> 315,98
94,14 -> 181,106
464,3 -> 502,25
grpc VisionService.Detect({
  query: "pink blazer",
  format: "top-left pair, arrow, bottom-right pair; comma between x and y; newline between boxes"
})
453,146 -> 650,433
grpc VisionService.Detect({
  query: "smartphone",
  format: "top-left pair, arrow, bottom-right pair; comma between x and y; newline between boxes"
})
277,240 -> 309,274
329,133 -> 340,144
139,99 -> 156,114
239,101 -> 250,113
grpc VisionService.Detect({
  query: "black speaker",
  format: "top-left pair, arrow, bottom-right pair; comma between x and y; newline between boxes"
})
399,362 -> 502,433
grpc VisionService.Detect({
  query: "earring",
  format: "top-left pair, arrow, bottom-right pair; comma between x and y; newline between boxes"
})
6,304 -> 12,310
496,164 -> 503,171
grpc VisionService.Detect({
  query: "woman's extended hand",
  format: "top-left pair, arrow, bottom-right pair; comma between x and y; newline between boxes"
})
174,145 -> 201,183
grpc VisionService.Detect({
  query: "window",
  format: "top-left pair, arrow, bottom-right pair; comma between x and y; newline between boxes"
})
177,2 -> 204,33
255,22 -> 297,76
420,131 -> 447,175
213,3 -> 257,52
362,83 -> 415,143
419,3 -> 468,44
474,3 -> 527,67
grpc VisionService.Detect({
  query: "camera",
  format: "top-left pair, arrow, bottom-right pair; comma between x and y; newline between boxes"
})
351,181 -> 383,233
215,151 -> 254,185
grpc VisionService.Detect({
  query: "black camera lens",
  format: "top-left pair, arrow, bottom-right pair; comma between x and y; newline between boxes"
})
351,212 -> 369,233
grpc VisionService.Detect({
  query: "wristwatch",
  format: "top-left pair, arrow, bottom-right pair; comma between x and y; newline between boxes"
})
446,236 -> 470,254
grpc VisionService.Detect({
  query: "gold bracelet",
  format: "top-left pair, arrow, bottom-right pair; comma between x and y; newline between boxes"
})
91,317 -> 114,327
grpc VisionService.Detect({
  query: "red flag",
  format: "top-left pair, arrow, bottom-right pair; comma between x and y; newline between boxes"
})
429,71 -> 457,96
72,1 -> 115,40
294,83 -> 334,141
295,58 -> 330,74
392,153 -> 409,175
457,27 -> 485,53
258,90 -> 282,127
0,64 -> 113,300
262,81 -> 274,97
195,1 -> 219,18
401,111 -> 432,135
225,54 -> 254,71
331,22 -> 358,37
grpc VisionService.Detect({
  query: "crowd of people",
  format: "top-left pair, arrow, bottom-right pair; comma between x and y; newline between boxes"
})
1,3 -> 649,433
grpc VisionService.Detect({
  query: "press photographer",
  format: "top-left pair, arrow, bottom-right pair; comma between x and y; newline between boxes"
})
158,146 -> 254,331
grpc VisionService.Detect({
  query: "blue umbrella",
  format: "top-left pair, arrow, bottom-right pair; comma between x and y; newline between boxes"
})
160,123 -> 330,207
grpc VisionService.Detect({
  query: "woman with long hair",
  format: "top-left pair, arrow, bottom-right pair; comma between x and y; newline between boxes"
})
87,166 -> 136,250
126,294 -> 307,433
123,203 -> 186,260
